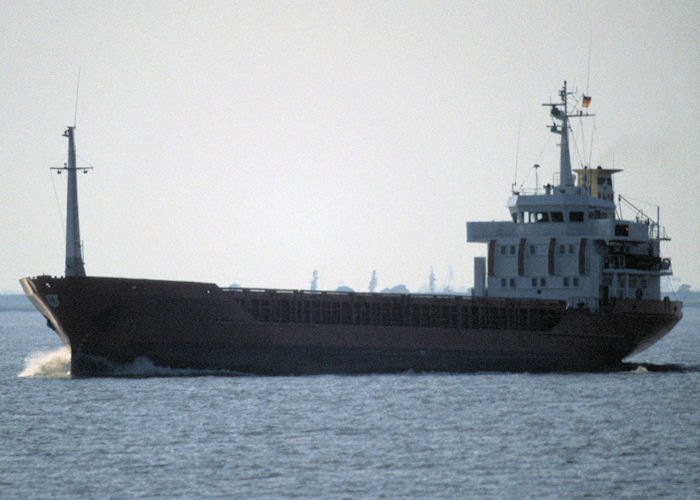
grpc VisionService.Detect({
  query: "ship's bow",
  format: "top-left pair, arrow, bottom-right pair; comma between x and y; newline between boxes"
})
20,276 -> 71,347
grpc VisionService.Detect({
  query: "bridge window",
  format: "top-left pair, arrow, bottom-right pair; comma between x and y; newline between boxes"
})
551,212 -> 564,222
536,212 -> 549,222
569,211 -> 584,222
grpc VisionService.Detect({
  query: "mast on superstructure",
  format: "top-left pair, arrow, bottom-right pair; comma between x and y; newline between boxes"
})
52,126 -> 90,277
542,81 -> 594,193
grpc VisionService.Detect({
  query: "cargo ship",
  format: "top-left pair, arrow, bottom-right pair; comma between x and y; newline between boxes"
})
21,82 -> 682,376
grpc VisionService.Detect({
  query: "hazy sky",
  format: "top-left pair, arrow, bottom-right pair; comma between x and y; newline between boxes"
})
2,1 -> 698,293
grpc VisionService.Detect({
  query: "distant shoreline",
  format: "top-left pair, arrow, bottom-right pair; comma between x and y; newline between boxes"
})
0,294 -> 33,311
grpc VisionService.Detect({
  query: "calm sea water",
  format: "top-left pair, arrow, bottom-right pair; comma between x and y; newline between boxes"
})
1,307 -> 698,499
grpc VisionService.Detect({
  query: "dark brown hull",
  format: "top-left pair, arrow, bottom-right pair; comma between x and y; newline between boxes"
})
20,276 -> 683,376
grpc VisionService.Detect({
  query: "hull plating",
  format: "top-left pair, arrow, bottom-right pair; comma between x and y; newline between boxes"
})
21,276 -> 683,377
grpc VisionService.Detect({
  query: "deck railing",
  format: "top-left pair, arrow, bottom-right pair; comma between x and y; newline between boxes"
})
222,287 -> 566,331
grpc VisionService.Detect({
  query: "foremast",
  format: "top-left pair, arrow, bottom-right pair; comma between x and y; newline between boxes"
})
53,126 -> 88,277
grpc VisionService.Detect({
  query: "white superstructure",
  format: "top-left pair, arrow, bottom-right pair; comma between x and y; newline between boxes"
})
467,82 -> 672,310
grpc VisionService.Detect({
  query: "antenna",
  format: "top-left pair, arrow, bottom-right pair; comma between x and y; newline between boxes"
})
583,34 -> 595,169
513,114 -> 522,194
73,68 -> 81,128
585,31 -> 593,95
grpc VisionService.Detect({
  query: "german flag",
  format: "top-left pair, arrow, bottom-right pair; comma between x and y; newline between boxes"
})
582,95 -> 591,108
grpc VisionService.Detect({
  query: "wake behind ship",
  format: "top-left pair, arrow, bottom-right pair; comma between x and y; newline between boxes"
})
21,82 -> 682,376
